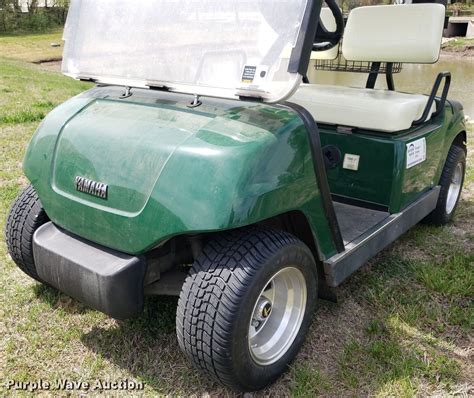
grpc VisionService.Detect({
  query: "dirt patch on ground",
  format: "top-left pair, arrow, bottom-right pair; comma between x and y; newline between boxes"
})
36,60 -> 62,72
441,48 -> 474,58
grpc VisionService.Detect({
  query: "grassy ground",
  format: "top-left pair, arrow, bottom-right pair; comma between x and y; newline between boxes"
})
0,30 -> 63,63
442,38 -> 474,57
0,32 -> 473,397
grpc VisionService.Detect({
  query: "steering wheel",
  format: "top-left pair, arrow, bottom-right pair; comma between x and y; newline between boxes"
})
313,0 -> 344,52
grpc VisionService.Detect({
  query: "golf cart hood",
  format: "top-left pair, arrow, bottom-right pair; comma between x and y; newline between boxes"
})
23,87 -> 314,254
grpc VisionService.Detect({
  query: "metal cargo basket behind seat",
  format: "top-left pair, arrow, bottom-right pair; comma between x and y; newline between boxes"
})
313,46 -> 403,74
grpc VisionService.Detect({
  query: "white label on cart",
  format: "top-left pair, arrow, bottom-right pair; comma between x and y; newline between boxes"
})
406,138 -> 426,169
343,153 -> 360,171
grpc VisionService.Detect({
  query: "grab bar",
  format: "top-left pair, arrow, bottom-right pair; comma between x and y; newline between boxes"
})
413,71 -> 451,126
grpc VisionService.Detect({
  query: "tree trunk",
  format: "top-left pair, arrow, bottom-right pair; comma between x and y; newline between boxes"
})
28,0 -> 39,14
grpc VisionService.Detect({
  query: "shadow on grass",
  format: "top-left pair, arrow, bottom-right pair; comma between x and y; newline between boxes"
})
30,207 -> 471,395
0,29 -> 62,38
301,215 -> 471,395
284,275 -> 463,397
33,283 -> 92,315
79,296 -> 225,395
32,286 -> 204,393
336,317 -> 461,396
351,249 -> 472,343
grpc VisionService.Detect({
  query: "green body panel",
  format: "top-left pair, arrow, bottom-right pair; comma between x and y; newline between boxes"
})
24,86 -> 466,259
24,87 -> 338,258
320,102 -> 466,212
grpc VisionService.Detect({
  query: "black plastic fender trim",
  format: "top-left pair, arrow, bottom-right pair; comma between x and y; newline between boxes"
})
280,101 -> 345,253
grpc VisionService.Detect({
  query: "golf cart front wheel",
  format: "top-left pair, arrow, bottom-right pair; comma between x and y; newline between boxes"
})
5,184 -> 49,282
176,228 -> 317,392
425,144 -> 466,225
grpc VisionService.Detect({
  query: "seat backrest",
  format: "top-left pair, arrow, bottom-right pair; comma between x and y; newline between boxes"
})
342,4 -> 445,63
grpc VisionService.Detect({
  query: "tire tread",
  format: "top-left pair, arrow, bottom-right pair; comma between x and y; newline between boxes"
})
5,185 -> 49,281
425,144 -> 466,225
176,227 -> 304,390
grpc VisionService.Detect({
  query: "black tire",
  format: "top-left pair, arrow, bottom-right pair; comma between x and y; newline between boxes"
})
425,144 -> 466,225
5,184 -> 49,281
176,228 -> 318,392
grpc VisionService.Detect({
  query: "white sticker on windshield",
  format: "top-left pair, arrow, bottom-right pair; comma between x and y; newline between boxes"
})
406,138 -> 426,169
241,65 -> 268,85
241,65 -> 257,83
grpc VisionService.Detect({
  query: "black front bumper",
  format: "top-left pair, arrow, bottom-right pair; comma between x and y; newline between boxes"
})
33,222 -> 146,320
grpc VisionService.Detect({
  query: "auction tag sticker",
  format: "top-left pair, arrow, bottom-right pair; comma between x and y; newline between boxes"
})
406,138 -> 426,169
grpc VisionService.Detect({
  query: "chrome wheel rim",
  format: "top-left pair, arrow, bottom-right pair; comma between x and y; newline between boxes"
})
248,267 -> 307,366
446,163 -> 463,215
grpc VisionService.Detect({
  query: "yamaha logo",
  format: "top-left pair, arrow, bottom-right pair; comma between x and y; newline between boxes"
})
75,176 -> 108,199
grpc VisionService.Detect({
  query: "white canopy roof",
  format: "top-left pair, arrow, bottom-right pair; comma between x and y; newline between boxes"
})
62,0 -> 310,103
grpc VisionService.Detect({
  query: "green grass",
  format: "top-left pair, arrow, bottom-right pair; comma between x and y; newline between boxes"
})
413,255 -> 473,297
0,58 -> 90,124
0,32 -> 473,397
0,30 -> 63,62
290,365 -> 332,397
442,38 -> 474,53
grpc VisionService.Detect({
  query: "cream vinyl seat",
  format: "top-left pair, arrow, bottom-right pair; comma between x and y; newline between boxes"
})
292,84 -> 436,132
291,4 -> 446,133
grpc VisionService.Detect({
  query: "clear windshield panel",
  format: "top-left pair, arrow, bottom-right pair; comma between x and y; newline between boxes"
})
62,0 -> 309,102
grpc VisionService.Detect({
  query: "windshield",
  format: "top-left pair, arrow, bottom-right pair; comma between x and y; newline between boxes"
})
62,0 -> 310,102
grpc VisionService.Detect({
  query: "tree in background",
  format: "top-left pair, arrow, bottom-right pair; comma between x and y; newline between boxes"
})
336,0 -> 473,13
337,0 -> 391,12
1,0 -> 472,34
0,0 -> 69,32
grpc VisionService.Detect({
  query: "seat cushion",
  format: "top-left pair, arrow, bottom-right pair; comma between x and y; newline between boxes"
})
291,84 -> 436,133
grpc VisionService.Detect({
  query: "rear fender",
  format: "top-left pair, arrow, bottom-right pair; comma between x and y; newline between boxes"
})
435,101 -> 467,182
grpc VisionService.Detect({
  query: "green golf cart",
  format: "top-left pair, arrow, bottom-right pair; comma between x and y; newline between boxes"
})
5,0 -> 467,392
